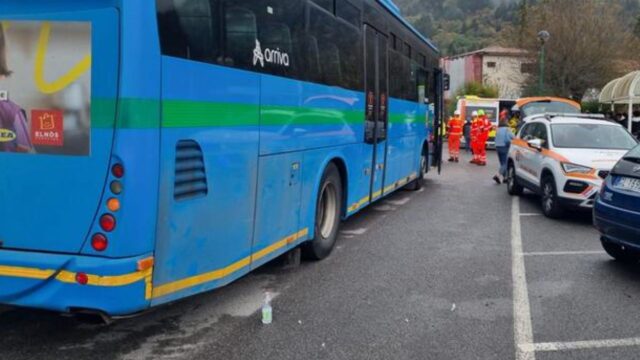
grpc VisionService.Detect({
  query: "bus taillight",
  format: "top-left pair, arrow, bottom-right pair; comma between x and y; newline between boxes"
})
91,233 -> 108,252
76,272 -> 89,285
107,198 -> 120,212
111,164 -> 125,178
110,181 -> 123,195
99,214 -> 116,232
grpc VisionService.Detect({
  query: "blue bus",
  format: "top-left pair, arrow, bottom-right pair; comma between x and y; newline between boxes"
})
0,0 -> 442,317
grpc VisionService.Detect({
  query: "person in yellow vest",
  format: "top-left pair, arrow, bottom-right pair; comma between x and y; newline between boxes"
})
447,110 -> 463,163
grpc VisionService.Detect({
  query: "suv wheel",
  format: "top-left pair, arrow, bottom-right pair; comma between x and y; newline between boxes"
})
541,175 -> 564,218
507,162 -> 524,196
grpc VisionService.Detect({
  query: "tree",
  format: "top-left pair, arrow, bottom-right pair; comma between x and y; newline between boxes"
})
446,81 -> 499,115
456,82 -> 499,98
506,0 -> 640,98
634,15 -> 640,38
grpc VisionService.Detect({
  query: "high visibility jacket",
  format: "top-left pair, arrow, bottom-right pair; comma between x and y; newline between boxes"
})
447,116 -> 463,138
480,116 -> 493,136
470,117 -> 481,139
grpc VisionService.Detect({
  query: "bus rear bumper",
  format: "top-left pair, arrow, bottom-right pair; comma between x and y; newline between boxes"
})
0,249 -> 153,316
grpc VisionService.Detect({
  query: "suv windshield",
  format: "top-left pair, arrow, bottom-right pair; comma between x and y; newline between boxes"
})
522,101 -> 580,117
551,123 -> 638,150
624,144 -> 640,159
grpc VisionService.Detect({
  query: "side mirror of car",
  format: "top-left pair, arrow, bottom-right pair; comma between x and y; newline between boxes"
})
527,139 -> 543,151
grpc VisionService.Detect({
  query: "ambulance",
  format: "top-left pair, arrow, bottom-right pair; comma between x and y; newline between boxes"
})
455,96 -> 516,149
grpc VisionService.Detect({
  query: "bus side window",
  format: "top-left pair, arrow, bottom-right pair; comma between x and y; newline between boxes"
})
156,0 -> 219,62
224,6 -> 257,68
417,69 -> 427,104
296,34 -> 322,84
323,44 -> 342,87
261,22 -> 293,76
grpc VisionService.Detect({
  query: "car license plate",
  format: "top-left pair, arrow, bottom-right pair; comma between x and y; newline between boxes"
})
615,177 -> 640,193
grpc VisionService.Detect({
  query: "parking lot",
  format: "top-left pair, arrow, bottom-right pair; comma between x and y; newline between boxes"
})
514,190 -> 640,360
1,156 -> 640,360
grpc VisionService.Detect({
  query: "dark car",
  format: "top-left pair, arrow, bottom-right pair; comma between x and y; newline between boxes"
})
594,145 -> 640,261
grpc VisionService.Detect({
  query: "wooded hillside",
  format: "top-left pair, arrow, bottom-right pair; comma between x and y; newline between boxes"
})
394,0 -> 640,56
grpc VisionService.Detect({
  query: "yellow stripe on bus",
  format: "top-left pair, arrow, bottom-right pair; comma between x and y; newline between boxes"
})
0,264 -> 153,299
0,265 -> 55,280
0,228 -> 310,301
348,172 -> 418,213
151,228 -> 309,299
55,268 -> 152,287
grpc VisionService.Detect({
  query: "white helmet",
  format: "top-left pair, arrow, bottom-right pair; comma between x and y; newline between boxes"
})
472,111 -> 478,117
454,110 -> 461,116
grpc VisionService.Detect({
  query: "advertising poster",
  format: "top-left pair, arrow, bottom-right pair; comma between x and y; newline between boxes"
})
0,21 -> 92,156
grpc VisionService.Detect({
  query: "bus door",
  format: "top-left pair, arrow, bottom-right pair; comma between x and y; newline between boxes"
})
364,25 -> 388,201
434,69 -> 445,174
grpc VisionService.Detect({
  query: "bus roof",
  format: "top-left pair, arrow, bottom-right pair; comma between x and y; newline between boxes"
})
516,97 -> 580,109
377,0 -> 439,53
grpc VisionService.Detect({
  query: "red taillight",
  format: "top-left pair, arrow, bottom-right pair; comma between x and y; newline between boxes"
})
110,181 -> 123,195
99,214 -> 116,232
91,233 -> 108,251
76,272 -> 89,285
111,164 -> 124,178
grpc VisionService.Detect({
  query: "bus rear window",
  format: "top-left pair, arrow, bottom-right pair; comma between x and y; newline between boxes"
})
0,21 -> 92,156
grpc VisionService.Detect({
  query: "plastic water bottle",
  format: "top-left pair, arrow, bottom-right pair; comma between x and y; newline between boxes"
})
262,292 -> 273,325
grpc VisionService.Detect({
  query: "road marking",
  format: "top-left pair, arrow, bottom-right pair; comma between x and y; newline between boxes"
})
520,213 -> 542,217
532,338 -> 640,352
512,197 -> 536,360
522,251 -> 605,257
341,228 -> 367,236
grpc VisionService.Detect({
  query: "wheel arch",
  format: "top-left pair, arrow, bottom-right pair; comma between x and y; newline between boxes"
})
312,154 -> 350,222
541,167 -> 555,181
330,157 -> 349,218
421,139 -> 429,170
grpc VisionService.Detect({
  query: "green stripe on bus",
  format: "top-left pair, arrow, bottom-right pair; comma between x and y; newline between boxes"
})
163,100 -> 258,128
91,98 -> 422,129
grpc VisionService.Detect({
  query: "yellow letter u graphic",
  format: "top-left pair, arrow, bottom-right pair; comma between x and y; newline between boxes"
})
34,22 -> 91,94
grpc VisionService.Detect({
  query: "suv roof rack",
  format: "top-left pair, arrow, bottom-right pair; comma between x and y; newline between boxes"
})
525,113 -> 605,122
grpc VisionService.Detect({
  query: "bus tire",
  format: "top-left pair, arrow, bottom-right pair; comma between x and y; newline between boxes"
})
405,150 -> 427,191
303,163 -> 343,261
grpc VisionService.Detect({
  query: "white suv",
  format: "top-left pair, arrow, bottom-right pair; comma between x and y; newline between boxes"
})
506,113 -> 639,218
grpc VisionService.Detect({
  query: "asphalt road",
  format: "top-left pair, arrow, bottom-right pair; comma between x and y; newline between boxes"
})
1,151 -> 639,360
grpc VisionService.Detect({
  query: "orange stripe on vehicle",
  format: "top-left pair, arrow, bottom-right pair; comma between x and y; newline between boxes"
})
566,172 -> 599,181
510,139 -> 570,162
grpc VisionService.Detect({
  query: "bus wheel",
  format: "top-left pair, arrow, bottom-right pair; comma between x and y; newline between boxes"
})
303,163 -> 343,261
405,151 -> 426,191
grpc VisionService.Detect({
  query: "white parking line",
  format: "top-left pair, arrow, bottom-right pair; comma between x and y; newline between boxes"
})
512,197 -> 536,360
522,251 -> 605,257
532,338 -> 640,352
520,213 -> 543,217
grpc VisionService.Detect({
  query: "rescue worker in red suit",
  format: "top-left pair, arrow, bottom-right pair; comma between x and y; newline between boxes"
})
469,111 -> 481,164
447,110 -> 463,162
477,110 -> 494,166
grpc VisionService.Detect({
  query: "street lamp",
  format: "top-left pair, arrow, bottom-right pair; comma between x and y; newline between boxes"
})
537,30 -> 550,93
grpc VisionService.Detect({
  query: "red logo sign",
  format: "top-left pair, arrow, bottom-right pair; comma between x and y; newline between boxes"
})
31,110 -> 64,147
